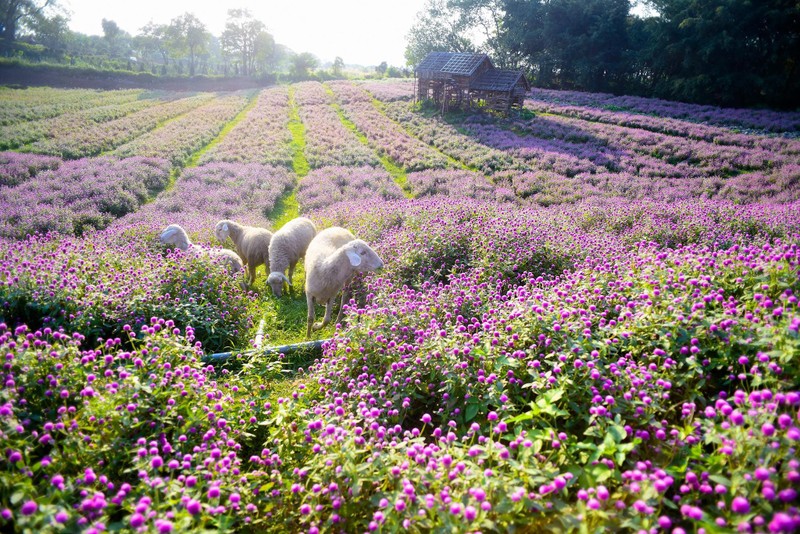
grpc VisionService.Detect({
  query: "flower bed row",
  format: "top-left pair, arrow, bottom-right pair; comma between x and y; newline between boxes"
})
524,99 -> 800,154
113,93 -> 251,166
114,162 -> 295,241
0,151 -> 62,187
0,156 -> 171,239
293,82 -> 380,169
0,87 -> 146,126
297,165 -> 404,212
327,81 -> 452,172
527,87 -> 800,133
199,87 -> 294,168
0,97 -> 172,150
28,94 -> 214,159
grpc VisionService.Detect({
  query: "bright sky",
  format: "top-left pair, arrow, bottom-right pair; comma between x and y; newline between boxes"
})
62,0 -> 428,67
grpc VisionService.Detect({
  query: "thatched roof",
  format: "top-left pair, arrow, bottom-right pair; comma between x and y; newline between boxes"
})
416,52 -> 490,78
470,69 -> 530,92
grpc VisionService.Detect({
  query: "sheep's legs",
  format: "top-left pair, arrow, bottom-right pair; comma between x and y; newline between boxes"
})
306,294 -> 315,339
335,288 -> 351,326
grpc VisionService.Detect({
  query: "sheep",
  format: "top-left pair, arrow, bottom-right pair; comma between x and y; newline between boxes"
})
159,224 -> 245,276
214,219 -> 273,286
304,227 -> 384,338
266,217 -> 317,297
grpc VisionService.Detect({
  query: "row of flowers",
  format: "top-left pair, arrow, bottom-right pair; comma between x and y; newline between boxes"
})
0,87 -> 146,126
293,82 -> 380,169
0,156 -> 172,239
199,87 -> 294,168
0,97 -> 172,151
523,99 -> 800,154
28,94 -> 215,160
327,81 -> 452,172
113,93 -> 251,166
527,87 -> 800,133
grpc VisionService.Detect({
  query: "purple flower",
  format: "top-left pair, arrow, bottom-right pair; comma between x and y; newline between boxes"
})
20,501 -> 37,516
731,496 -> 750,514
130,512 -> 145,528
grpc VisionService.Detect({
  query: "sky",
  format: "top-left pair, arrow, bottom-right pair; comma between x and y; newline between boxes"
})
61,0 -> 428,67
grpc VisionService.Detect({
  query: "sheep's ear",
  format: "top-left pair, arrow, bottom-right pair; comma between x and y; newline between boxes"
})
345,249 -> 362,267
222,223 -> 229,232
281,273 -> 292,286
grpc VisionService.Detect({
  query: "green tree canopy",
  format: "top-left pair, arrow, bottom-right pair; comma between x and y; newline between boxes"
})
0,0 -> 57,40
641,0 -> 800,107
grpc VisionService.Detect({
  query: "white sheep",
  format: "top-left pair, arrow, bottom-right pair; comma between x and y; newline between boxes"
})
304,226 -> 384,338
266,217 -> 317,297
214,219 -> 273,286
159,224 -> 245,276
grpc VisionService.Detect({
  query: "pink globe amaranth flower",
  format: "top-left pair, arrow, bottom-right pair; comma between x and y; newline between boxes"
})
450,503 -> 462,515
300,504 -> 311,515
754,467 -> 770,481
658,516 -> 672,529
20,500 -> 37,516
130,512 -> 145,528
186,500 -> 201,515
731,496 -> 750,514
151,456 -> 163,469
207,487 -> 220,499
464,505 -> 477,521
156,519 -> 173,533
762,423 -> 776,437
55,511 -> 69,523
587,498 -> 601,510
421,413 -> 431,424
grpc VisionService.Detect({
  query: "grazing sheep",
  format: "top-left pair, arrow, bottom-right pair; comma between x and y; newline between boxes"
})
159,224 -> 245,276
305,227 -> 384,338
214,219 -> 273,286
267,217 -> 317,297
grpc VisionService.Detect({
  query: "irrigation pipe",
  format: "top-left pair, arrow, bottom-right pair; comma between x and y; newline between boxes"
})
202,338 -> 330,363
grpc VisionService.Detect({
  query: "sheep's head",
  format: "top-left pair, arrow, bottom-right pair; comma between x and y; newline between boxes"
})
214,220 -> 231,243
267,271 -> 291,297
159,224 -> 190,250
343,239 -> 383,273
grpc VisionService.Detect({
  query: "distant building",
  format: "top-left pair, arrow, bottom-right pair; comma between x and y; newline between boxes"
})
414,52 -> 529,115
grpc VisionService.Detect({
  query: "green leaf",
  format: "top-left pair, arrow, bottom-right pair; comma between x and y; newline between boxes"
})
465,402 -> 480,422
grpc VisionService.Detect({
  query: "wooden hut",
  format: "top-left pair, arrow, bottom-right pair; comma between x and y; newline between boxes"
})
469,68 -> 531,114
414,52 -> 529,115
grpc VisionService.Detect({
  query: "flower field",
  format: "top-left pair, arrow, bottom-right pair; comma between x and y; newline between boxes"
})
1,80 -> 799,533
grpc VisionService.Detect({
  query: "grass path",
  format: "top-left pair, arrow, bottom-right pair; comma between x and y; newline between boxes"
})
250,85 -> 317,349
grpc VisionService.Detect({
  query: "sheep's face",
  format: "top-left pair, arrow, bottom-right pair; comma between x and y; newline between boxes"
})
344,240 -> 384,273
214,221 -> 231,243
267,271 -> 290,297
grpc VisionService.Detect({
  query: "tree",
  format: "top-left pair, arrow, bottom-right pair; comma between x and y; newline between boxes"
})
220,9 -> 273,77
168,12 -> 208,76
291,51 -> 317,79
30,12 -> 67,57
136,22 -> 171,69
331,56 -> 344,77
375,61 -> 388,76
503,0 -> 631,91
0,0 -> 57,41
640,0 -> 800,107
404,0 -> 476,66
